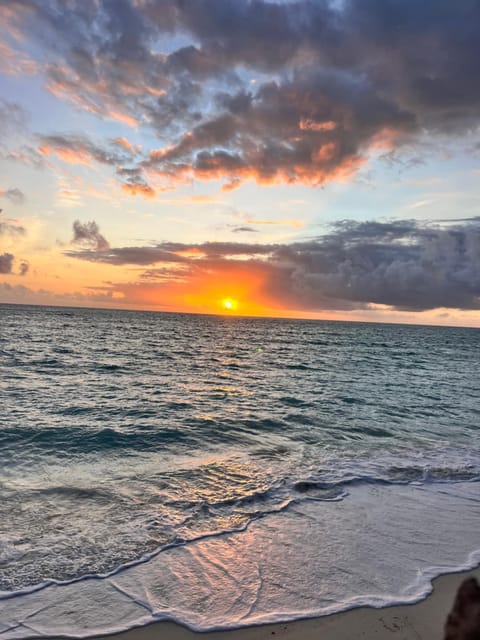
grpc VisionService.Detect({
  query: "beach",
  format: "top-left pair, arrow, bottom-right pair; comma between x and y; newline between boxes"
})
79,568 -> 480,640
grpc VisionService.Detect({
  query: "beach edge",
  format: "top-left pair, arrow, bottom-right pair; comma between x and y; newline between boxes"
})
43,565 -> 480,640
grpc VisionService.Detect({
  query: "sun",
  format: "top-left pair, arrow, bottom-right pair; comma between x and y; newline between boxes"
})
221,297 -> 239,312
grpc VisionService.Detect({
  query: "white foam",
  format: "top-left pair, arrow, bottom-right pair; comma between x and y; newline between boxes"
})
1,481 -> 479,638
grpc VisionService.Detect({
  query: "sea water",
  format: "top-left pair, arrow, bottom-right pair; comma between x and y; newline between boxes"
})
0,304 -> 479,637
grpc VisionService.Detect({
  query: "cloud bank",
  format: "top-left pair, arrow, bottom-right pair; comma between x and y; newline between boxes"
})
66,218 -> 480,312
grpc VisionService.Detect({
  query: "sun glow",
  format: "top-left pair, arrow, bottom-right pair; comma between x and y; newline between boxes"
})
221,297 -> 239,312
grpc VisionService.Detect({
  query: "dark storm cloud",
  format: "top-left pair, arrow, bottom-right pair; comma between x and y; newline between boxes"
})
267,219 -> 480,311
71,220 -> 110,251
144,0 -> 480,131
143,72 -> 414,186
65,219 -> 480,312
4,0 -> 480,189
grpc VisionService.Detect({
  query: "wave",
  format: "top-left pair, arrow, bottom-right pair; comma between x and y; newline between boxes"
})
2,461 -> 478,597
0,425 -> 193,453
0,416 -> 297,455
0,494 -> 293,602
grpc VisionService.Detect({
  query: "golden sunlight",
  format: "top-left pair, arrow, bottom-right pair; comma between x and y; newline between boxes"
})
221,297 -> 239,312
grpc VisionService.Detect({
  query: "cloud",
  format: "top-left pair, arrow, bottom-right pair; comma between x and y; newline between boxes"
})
18,260 -> 29,276
37,134 -> 156,196
0,102 -> 45,169
0,39 -> 38,76
65,218 -> 480,312
65,245 -> 181,266
71,220 -> 110,251
232,226 -> 258,233
0,209 -> 26,237
243,217 -> 304,229
0,100 -> 28,141
0,253 -> 14,274
0,252 -> 29,276
3,0 -> 480,191
266,219 -> 480,312
64,240 -> 275,265
0,282 -> 126,306
0,221 -> 26,237
108,111 -> 138,128
38,134 -> 135,167
142,73 -> 411,188
112,137 -> 141,154
0,209 -> 28,275
121,177 -> 156,198
0,187 -> 25,205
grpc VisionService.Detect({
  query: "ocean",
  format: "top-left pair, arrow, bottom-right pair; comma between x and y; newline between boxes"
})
1,304 -> 479,637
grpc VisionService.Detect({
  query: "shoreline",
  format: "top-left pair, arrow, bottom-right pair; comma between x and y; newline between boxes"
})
45,566 -> 480,640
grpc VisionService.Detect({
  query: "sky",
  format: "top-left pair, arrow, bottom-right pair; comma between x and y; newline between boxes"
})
1,0 -> 480,326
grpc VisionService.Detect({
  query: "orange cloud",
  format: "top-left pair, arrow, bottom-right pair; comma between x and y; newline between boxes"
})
39,145 -> 93,166
244,218 -> 304,229
113,137 -> 141,154
108,110 -> 139,128
299,118 -> 337,132
45,78 -> 103,116
146,151 -> 367,192
369,126 -> 408,151
174,248 -> 206,258
121,182 -> 156,198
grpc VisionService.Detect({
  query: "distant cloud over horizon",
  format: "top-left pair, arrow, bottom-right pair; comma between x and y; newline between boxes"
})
0,252 -> 14,274
0,210 -> 28,276
66,218 -> 480,312
0,252 -> 28,276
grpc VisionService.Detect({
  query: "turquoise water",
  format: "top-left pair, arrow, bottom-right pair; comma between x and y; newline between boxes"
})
1,304 -> 479,636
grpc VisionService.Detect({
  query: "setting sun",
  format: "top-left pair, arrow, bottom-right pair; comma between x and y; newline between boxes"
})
221,297 -> 239,312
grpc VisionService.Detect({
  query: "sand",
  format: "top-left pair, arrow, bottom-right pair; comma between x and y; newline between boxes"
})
57,566 -> 479,640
